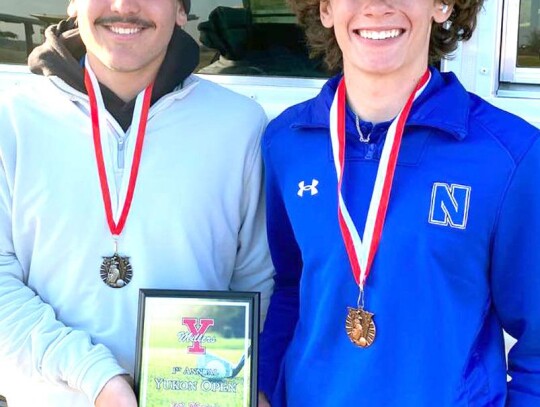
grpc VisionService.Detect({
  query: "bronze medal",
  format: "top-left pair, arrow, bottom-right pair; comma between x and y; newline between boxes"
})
100,253 -> 133,288
332,72 -> 431,351
345,307 -> 376,348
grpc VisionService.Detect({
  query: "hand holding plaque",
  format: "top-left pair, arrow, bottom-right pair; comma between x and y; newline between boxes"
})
95,375 -> 137,407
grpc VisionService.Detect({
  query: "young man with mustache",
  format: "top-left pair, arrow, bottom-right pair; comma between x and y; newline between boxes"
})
0,1 -> 274,406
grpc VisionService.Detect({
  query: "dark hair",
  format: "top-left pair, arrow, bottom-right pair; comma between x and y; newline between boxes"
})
182,0 -> 191,14
288,0 -> 485,73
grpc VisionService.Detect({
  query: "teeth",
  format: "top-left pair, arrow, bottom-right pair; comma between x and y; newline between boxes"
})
359,29 -> 401,40
109,26 -> 141,35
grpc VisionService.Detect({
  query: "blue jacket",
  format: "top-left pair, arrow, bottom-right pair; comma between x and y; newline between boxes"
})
259,68 -> 540,407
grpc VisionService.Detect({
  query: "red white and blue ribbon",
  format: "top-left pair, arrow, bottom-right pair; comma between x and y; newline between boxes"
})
329,70 -> 431,292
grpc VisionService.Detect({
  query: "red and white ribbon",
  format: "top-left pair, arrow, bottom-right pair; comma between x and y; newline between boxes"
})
329,71 -> 431,290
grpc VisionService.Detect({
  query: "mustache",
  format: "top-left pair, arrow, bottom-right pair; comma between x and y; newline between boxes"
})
95,16 -> 155,28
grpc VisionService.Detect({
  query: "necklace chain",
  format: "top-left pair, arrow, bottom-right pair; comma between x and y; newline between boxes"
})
355,114 -> 371,143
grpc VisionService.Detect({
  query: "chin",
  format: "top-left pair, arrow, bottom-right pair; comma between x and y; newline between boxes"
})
345,54 -> 404,77
359,64 -> 402,77
105,60 -> 145,74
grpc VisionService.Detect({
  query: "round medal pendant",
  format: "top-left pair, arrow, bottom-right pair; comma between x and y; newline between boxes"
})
345,307 -> 376,348
100,253 -> 133,288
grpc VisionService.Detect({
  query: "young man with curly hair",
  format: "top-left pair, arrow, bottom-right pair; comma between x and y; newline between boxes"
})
258,1 -> 540,406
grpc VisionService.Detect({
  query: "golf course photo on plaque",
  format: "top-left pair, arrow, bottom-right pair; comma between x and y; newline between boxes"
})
134,289 -> 259,407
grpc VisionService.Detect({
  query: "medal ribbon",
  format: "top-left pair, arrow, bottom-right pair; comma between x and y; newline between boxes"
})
84,59 -> 153,239
329,70 -> 431,290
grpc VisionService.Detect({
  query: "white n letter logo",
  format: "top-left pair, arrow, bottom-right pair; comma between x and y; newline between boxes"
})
429,183 -> 471,229
182,317 -> 214,354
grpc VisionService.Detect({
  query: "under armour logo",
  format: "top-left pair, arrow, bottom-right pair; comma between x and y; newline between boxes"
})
298,179 -> 319,197
429,183 -> 471,229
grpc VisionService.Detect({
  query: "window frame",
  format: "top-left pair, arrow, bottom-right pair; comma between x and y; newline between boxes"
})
500,0 -> 540,84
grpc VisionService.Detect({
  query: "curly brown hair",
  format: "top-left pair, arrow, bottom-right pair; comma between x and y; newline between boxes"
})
288,0 -> 485,73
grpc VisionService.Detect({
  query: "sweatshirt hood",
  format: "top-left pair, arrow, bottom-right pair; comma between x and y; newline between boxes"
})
28,17 -> 200,101
182,0 -> 191,13
28,17 -> 200,130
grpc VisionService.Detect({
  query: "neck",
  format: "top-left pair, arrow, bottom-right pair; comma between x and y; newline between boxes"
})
86,53 -> 162,102
344,65 -> 429,124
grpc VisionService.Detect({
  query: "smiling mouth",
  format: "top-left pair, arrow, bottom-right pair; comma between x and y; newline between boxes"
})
356,29 -> 403,40
96,16 -> 154,36
105,25 -> 144,35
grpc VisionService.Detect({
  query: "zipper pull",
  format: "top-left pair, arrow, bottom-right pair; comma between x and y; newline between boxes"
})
117,138 -> 125,169
365,143 -> 376,160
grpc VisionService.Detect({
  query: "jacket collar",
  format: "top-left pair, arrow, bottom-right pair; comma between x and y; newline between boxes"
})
293,67 -> 469,141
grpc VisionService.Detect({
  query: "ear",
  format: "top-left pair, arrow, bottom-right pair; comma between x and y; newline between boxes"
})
320,0 -> 334,29
67,0 -> 77,18
176,2 -> 188,27
433,1 -> 454,24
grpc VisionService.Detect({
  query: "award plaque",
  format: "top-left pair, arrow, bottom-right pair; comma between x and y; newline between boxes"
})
135,290 -> 259,407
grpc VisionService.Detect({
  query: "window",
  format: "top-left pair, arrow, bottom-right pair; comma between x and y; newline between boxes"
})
501,0 -> 540,84
0,0 -> 66,64
187,0 -> 328,78
0,0 -> 329,79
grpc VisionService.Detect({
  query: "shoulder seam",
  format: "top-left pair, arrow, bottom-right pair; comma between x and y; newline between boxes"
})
488,136 -> 540,252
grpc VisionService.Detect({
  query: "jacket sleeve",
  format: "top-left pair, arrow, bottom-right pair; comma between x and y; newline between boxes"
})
491,137 -> 540,406
0,147 -> 126,403
229,112 -> 275,324
257,132 -> 303,400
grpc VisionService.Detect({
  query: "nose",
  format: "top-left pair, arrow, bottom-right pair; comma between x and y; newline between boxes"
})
361,0 -> 394,17
110,0 -> 141,15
